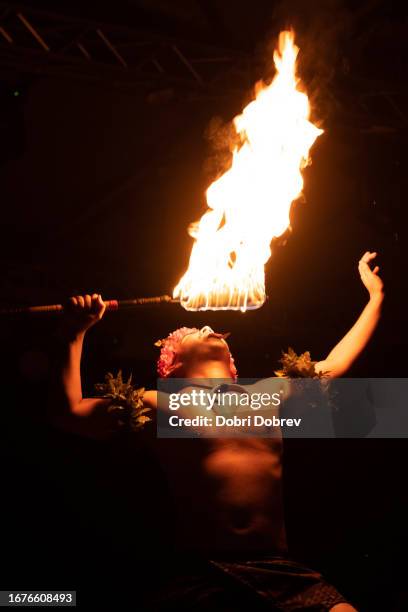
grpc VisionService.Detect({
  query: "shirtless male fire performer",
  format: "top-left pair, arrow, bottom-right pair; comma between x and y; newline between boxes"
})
53,251 -> 383,611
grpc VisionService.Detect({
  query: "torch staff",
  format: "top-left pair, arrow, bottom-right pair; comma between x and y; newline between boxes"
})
0,295 -> 179,316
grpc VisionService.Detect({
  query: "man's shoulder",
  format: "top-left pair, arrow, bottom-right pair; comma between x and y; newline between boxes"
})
143,390 -> 158,410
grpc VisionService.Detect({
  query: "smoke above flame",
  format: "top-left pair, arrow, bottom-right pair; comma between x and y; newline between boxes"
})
174,30 -> 323,312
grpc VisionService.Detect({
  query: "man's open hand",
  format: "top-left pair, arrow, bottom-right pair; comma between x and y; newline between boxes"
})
358,252 -> 384,298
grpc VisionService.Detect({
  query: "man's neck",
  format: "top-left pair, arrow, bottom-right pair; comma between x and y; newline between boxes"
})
184,360 -> 233,382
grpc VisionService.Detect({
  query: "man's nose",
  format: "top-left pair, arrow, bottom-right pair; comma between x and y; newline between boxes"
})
200,326 -> 214,336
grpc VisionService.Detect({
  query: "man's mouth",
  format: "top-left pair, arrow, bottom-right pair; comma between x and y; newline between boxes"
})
207,332 -> 231,340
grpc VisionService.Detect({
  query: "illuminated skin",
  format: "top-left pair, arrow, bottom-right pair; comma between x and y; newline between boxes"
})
165,326 -> 235,379
54,253 -> 383,612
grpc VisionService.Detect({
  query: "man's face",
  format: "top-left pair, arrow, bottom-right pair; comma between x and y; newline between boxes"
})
176,326 -> 231,365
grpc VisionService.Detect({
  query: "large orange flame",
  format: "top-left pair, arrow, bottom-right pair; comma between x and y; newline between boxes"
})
174,31 -> 323,311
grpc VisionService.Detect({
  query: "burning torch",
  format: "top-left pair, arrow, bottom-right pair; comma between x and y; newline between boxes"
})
2,31 -> 322,318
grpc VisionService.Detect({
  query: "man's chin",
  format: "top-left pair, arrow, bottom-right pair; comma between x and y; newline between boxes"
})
205,337 -> 229,351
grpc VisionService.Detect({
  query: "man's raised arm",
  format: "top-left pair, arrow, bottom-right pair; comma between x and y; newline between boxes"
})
49,293 -> 117,437
314,252 -> 384,378
50,293 -> 157,437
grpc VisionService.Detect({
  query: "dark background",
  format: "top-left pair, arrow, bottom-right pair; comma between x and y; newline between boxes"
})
0,1 -> 407,610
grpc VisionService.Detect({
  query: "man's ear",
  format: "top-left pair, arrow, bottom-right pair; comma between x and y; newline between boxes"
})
167,361 -> 184,377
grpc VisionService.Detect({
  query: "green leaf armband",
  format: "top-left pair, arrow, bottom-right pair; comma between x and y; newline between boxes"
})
95,370 -> 151,432
275,347 -> 325,379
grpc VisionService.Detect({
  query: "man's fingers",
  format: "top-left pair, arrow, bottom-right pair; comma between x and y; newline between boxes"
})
96,294 -> 106,317
89,293 -> 105,315
359,261 -> 370,271
358,262 -> 370,275
93,294 -> 105,306
359,252 -> 379,280
360,251 -> 377,264
62,293 -> 105,334
357,250 -> 383,296
67,293 -> 105,318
